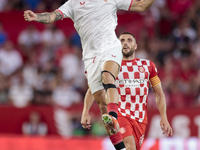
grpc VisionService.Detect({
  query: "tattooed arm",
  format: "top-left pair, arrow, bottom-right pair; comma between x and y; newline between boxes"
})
24,10 -> 63,24
129,0 -> 155,12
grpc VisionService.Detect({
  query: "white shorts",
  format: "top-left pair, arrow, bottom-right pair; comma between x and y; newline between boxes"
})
84,46 -> 123,94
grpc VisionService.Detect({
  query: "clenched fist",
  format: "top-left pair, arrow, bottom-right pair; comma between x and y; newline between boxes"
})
24,10 -> 37,22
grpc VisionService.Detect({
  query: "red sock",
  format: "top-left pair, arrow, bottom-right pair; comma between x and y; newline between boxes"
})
109,132 -> 125,150
107,103 -> 119,119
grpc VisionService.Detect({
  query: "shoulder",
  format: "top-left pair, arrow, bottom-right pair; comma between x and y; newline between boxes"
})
135,58 -> 151,66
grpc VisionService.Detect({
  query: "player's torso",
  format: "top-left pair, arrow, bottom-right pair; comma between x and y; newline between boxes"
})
116,58 -> 151,96
116,58 -> 151,123
70,0 -> 120,60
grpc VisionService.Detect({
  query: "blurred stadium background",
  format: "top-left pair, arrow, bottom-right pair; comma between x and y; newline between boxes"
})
0,0 -> 200,150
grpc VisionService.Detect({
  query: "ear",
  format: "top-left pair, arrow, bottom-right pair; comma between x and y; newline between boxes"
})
134,44 -> 138,50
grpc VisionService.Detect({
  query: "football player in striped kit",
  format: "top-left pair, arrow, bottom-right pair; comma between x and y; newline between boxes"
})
81,32 -> 172,150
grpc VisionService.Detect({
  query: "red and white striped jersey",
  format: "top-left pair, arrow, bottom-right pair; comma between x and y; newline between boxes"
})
116,58 -> 161,124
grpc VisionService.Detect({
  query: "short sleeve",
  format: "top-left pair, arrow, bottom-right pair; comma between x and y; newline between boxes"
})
149,61 -> 158,78
115,0 -> 133,11
149,61 -> 161,87
57,0 -> 73,19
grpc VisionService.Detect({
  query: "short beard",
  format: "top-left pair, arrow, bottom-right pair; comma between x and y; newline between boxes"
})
122,48 -> 135,58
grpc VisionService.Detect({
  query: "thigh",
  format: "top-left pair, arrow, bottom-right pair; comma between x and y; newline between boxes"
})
129,119 -> 146,150
118,116 -> 146,150
84,58 -> 104,94
118,116 -> 137,150
123,135 -> 137,150
101,46 -> 123,78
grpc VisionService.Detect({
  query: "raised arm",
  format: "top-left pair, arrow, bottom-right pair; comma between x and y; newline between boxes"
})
129,0 -> 155,12
24,10 -> 63,24
152,83 -> 173,136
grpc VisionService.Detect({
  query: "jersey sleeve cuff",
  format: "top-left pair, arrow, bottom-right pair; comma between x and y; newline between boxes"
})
56,9 -> 64,20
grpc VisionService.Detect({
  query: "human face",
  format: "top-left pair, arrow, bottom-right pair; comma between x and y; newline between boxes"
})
119,34 -> 136,58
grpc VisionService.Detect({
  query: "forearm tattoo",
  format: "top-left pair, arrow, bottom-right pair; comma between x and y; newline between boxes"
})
36,11 -> 62,24
53,11 -> 63,21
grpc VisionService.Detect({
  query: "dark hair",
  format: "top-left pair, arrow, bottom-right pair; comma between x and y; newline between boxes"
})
119,32 -> 136,41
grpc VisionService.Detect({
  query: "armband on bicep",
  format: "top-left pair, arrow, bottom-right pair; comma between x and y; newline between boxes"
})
150,75 -> 161,87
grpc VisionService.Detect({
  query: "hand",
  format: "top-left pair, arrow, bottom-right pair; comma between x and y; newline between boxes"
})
24,10 -> 37,22
81,112 -> 91,129
160,117 -> 173,136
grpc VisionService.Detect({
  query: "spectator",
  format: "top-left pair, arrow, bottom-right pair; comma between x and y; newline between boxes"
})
8,71 -> 33,108
22,111 -> 48,136
0,40 -> 23,76
52,79 -> 81,108
59,48 -> 80,82
41,24 -> 66,50
18,25 -> 41,52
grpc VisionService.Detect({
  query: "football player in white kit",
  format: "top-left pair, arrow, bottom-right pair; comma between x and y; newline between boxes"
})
24,0 -> 155,149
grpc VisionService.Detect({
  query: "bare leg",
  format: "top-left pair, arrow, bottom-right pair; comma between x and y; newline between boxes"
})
123,136 -> 137,150
101,61 -> 126,150
102,61 -> 119,104
93,89 -> 108,115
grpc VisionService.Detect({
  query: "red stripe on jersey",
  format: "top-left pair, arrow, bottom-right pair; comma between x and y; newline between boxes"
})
139,112 -> 143,118
143,103 -> 146,110
140,84 -> 144,87
135,104 -> 139,111
131,96 -> 136,103
119,102 -> 121,107
141,61 -> 147,65
127,66 -> 133,72
125,88 -> 131,95
144,87 -> 147,95
145,72 -> 148,79
134,72 -> 140,79
121,109 -> 125,113
123,72 -> 129,79
136,88 -> 140,95
139,96 -> 143,103
130,111 -> 135,116
121,60 -> 126,66
125,102 -> 131,109
119,84 -> 124,88
121,95 -> 126,102
117,88 -> 121,95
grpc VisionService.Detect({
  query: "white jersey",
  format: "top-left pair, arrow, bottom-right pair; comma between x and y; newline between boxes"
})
58,0 -> 132,61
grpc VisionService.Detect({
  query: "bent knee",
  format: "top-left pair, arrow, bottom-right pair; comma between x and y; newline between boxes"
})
102,72 -> 115,84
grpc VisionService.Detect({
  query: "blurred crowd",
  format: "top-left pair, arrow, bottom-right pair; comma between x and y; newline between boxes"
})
0,0 -> 199,115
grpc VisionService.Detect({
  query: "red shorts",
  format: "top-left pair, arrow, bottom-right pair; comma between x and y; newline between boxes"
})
118,116 -> 147,150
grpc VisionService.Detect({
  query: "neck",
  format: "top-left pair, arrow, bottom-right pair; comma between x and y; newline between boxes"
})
123,53 -> 135,61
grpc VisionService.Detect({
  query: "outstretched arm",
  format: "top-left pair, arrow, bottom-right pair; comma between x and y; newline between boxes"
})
152,83 -> 173,136
81,88 -> 95,129
24,10 -> 63,24
129,0 -> 155,12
